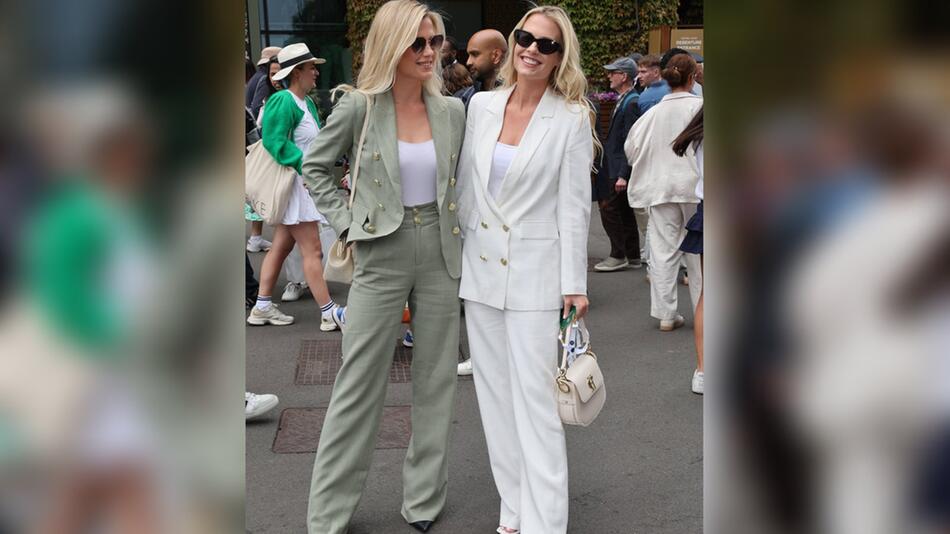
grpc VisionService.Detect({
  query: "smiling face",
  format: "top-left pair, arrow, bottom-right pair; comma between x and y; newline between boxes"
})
396,16 -> 438,84
513,14 -> 562,83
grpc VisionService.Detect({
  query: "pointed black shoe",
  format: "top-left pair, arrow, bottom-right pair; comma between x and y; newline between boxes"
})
409,520 -> 433,532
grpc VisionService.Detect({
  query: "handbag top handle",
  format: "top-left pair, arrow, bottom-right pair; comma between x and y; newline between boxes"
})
348,93 -> 374,209
558,317 -> 592,371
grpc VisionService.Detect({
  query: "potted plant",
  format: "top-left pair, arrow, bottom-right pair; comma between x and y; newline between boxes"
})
589,91 -> 619,139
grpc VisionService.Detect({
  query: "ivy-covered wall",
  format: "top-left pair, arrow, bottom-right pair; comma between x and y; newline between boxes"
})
545,0 -> 679,91
345,0 -> 681,92
346,0 -> 387,77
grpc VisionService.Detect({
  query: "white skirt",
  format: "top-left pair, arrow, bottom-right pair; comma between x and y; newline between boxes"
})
281,174 -> 328,226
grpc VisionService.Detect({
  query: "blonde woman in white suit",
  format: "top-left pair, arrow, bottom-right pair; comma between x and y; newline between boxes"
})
456,6 -> 598,534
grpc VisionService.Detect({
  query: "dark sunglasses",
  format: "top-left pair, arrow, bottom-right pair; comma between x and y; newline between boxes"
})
513,29 -> 562,55
410,34 -> 445,54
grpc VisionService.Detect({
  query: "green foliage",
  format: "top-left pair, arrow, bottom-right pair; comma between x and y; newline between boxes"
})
345,0 -> 680,92
346,0 -> 387,76
545,0 -> 679,92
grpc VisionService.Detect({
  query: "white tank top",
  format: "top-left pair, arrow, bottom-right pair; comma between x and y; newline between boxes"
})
398,139 -> 438,206
489,142 -> 517,199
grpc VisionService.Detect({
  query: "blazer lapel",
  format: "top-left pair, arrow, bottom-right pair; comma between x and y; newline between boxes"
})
474,86 -> 511,221
495,87 -> 555,203
424,92 -> 450,210
373,91 -> 401,200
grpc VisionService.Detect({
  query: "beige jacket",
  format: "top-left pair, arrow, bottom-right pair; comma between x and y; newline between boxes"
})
624,92 -> 702,208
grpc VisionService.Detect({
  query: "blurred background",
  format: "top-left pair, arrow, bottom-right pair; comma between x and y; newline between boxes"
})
0,0 -> 244,532
0,0 -> 946,532
706,0 -> 949,533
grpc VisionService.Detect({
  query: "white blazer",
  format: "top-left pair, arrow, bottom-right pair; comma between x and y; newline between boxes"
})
457,86 -> 593,311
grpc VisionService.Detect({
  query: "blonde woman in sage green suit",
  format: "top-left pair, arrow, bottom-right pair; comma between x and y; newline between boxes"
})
301,2 -> 465,533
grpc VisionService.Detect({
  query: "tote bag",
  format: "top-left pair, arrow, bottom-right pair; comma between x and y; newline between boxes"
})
245,139 -> 296,225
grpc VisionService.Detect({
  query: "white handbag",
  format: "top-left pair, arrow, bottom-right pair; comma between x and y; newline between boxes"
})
323,92 -> 373,285
556,313 -> 606,427
245,138 -> 297,225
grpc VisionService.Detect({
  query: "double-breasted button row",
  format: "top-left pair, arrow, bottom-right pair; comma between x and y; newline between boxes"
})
478,221 -> 510,232
364,223 -> 376,233
373,152 -> 380,161
477,254 -> 508,266
373,178 -> 381,187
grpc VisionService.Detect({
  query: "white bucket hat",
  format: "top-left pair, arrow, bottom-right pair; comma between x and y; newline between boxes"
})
272,43 -> 326,81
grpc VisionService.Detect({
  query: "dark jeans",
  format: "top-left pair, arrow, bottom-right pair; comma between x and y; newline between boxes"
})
246,253 -> 259,307
598,187 -> 640,260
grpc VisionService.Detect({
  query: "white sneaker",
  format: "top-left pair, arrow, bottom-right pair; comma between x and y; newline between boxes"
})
245,392 -> 279,420
457,359 -> 473,376
659,314 -> 685,332
246,237 -> 272,253
593,257 -> 629,272
281,281 -> 308,302
691,369 -> 704,395
320,304 -> 346,332
247,304 -> 294,326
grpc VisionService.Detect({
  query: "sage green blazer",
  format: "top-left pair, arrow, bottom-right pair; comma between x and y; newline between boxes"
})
302,90 -> 466,279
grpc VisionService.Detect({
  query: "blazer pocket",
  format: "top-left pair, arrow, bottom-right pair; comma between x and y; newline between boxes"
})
465,211 -> 480,231
519,220 -> 559,240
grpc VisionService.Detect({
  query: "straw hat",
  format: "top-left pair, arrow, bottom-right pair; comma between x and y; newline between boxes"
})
257,46 -> 283,66
272,43 -> 326,81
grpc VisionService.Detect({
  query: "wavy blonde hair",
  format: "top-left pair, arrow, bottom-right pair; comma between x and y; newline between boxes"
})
499,5 -> 601,156
333,0 -> 445,100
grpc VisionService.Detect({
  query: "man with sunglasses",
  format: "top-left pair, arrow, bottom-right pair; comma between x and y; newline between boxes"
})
593,57 -> 643,272
454,29 -> 507,110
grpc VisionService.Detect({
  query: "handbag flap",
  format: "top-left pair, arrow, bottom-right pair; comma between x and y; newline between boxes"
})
564,352 -> 603,403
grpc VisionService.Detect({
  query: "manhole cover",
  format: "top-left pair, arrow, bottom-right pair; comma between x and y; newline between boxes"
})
296,339 -> 470,385
272,406 -> 412,453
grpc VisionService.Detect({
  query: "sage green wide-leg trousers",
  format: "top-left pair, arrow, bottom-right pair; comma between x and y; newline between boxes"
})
307,203 -> 460,534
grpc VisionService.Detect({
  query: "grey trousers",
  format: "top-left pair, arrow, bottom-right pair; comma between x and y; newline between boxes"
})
307,203 -> 460,534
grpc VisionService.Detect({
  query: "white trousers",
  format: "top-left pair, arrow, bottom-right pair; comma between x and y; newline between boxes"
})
646,202 -> 702,320
464,301 -> 568,534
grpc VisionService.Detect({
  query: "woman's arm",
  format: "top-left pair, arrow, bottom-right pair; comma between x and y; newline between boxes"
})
557,111 -> 594,304
300,91 -> 363,236
455,94 -> 480,238
260,91 -> 304,173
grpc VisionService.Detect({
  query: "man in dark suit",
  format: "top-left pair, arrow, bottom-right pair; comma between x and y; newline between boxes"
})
594,57 -> 643,271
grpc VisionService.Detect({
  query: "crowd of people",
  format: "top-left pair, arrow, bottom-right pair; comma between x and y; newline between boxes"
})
244,1 -> 703,532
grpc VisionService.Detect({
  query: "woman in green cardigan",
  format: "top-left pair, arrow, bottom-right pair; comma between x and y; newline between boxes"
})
247,43 -> 345,331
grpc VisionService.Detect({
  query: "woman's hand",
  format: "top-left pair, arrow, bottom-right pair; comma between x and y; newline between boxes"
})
562,295 -> 590,320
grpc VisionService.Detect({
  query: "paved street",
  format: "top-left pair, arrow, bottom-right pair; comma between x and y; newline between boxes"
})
246,207 -> 702,533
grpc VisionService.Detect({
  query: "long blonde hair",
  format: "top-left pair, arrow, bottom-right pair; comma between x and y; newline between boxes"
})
334,0 -> 445,99
499,5 -> 601,156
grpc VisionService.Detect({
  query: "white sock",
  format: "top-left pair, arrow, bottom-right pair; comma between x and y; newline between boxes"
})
255,296 -> 272,310
320,300 -> 336,318
249,235 -> 263,244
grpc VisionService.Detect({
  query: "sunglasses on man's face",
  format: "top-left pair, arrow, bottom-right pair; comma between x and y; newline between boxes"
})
410,34 -> 445,54
513,29 -> 562,55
